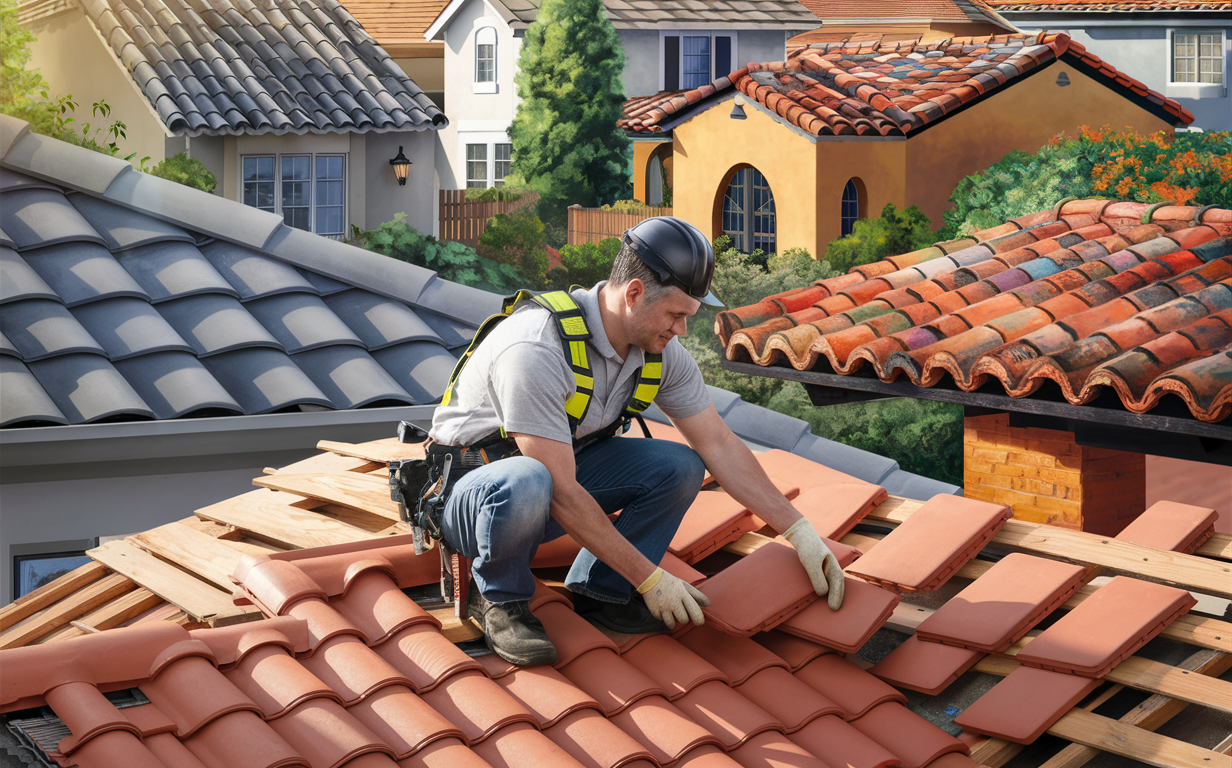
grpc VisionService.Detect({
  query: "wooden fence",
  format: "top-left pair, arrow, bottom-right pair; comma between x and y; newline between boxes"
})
567,204 -> 673,246
439,190 -> 538,248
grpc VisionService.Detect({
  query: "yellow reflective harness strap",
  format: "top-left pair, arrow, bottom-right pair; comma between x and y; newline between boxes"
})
625,352 -> 662,416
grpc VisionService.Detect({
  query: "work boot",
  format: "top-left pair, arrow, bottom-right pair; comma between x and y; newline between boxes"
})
572,591 -> 668,635
468,586 -> 557,667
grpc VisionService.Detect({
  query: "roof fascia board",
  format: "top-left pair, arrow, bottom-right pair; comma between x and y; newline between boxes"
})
659,90 -> 907,142
0,405 -> 437,480
425,0 -> 508,41
632,22 -> 821,30
1058,50 -> 1191,125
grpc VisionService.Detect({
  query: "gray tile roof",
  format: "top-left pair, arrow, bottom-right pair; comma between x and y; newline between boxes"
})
79,0 -> 446,137
477,0 -> 822,31
0,113 -> 497,428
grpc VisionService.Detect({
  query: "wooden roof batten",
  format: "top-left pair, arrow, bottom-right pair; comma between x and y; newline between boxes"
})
1,435 -> 1230,766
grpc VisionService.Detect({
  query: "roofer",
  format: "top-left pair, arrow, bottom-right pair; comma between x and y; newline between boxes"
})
426,216 -> 846,666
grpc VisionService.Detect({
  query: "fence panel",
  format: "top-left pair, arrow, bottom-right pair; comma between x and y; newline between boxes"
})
567,205 -> 673,246
438,190 -> 537,248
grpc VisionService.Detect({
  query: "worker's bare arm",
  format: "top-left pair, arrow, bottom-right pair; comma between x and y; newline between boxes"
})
511,433 -> 658,588
669,404 -> 801,533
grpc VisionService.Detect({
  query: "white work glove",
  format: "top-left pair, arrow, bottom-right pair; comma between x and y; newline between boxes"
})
637,567 -> 710,630
783,518 -> 845,611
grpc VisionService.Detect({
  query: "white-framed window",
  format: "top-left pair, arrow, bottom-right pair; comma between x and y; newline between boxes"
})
242,154 -> 346,238
494,143 -> 511,187
661,32 -> 737,91
474,26 -> 498,94
1172,30 -> 1224,84
462,138 -> 512,188
466,144 -> 488,188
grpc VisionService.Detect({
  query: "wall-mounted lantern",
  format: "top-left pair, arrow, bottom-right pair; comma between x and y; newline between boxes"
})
730,94 -> 747,120
1056,71 -> 1070,87
389,146 -> 412,185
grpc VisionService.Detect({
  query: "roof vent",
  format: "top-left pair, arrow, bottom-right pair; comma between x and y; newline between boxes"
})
1056,71 -> 1070,87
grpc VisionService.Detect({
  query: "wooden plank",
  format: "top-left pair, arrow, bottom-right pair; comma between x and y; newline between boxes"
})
130,523 -> 272,592
427,603 -> 483,643
253,473 -> 400,522
194,497 -> 375,549
968,738 -> 1024,767
318,438 -> 427,464
1040,649 -> 1232,768
1197,533 -> 1231,561
36,588 -> 164,644
88,540 -> 260,627
0,574 -> 135,649
864,503 -> 1232,599
0,561 -> 108,631
273,451 -> 383,476
1047,709 -> 1228,768
1102,656 -> 1232,715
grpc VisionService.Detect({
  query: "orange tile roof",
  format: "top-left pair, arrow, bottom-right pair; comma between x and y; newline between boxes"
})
796,0 -> 998,21
344,0 -> 452,44
618,31 -> 1194,137
986,0 -> 1231,9
717,201 -> 1232,423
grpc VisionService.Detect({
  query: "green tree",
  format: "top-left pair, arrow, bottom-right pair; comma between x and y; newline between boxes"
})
822,203 -> 936,274
0,0 -> 56,134
506,0 -> 630,229
355,213 -> 523,294
149,152 -> 216,192
544,236 -> 622,290
477,208 -> 550,286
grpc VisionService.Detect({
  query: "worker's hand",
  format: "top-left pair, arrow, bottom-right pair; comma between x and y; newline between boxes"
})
783,518 -> 845,611
637,567 -> 709,630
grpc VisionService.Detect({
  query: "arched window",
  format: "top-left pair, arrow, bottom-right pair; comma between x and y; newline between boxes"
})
841,178 -> 862,236
722,167 -> 775,254
475,27 -> 497,88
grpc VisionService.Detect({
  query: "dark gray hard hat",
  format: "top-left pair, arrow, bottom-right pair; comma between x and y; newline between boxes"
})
622,216 -> 724,307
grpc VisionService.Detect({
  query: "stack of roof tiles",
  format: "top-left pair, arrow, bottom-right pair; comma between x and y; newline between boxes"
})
77,0 -> 445,136
0,124 -> 498,429
618,31 -> 1192,136
716,200 -> 1232,423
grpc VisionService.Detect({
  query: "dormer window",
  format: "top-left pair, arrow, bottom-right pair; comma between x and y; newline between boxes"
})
662,32 -> 735,91
475,27 -> 497,93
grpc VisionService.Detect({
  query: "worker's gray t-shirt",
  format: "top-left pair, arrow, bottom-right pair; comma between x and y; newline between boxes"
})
430,283 -> 710,446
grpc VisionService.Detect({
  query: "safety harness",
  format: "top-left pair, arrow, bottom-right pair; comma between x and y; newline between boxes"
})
390,289 -> 663,556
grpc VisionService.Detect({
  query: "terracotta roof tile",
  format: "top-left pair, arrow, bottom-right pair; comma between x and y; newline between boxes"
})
721,201 -> 1232,422
987,0 -> 1231,10
867,635 -> 984,696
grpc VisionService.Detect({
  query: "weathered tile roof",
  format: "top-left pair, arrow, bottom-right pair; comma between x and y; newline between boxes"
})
618,31 -> 1194,137
345,0 -> 451,47
986,0 -> 1232,10
716,200 -> 1232,423
0,114 -> 493,428
78,0 -> 446,136
471,0 -> 823,31
795,0 -> 1007,24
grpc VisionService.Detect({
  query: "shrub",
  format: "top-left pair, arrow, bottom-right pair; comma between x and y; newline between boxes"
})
464,187 -> 525,203
822,203 -> 936,274
355,213 -> 523,293
477,207 -> 549,286
545,236 -> 622,290
149,152 -> 216,193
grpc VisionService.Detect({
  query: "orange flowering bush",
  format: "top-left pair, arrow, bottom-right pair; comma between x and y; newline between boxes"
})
941,126 -> 1231,238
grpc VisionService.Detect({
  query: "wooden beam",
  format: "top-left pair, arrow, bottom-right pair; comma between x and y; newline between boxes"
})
130,523 -> 271,592
1196,533 -> 1230,561
968,738 -> 1025,767
253,473 -> 400,522
0,574 -> 134,649
194,497 -> 375,549
426,603 -> 483,643
1039,649 -> 1232,768
317,438 -> 426,464
1047,709 -> 1227,768
272,451 -> 383,476
35,588 -> 164,644
0,561 -> 108,631
88,540 -> 260,627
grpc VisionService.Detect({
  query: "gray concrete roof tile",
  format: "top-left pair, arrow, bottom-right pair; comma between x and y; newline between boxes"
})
0,115 -> 29,160
2,299 -> 107,361
0,169 -> 64,194
877,468 -> 961,499
76,0 -> 445,137
198,241 -> 318,299
68,297 -> 194,360
297,268 -> 351,296
413,276 -> 505,326
417,310 -> 477,350
104,169 -> 284,249
26,353 -> 156,423
0,357 -> 68,426
113,241 -> 238,302
22,242 -> 149,307
1,247 -> 58,304
290,345 -> 414,409
0,123 -> 132,195
156,294 -> 283,357
262,226 -> 436,302
704,384 -> 743,418
370,341 -> 458,404
197,347 -> 332,413
0,331 -> 18,358
245,293 -> 365,353
794,433 -> 900,486
0,227 -> 13,250
322,289 -> 444,349
713,398 -> 812,451
112,351 -> 244,418
69,193 -> 196,251
1,187 -> 108,251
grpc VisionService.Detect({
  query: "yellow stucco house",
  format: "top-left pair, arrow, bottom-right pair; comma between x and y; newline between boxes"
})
620,31 -> 1192,259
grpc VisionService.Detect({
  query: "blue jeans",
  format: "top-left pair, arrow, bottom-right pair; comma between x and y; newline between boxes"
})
440,436 -> 705,605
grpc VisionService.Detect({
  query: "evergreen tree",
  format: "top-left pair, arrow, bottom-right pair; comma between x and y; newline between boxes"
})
507,0 -> 630,228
